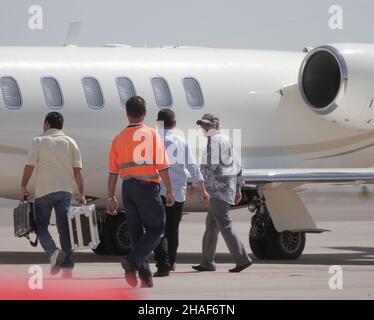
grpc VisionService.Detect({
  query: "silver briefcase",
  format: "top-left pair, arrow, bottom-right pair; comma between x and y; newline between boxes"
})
67,204 -> 100,251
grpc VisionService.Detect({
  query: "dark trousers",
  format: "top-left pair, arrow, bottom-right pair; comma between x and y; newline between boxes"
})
154,196 -> 184,272
122,179 -> 165,278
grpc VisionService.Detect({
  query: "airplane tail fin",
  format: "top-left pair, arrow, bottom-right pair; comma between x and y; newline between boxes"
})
64,21 -> 83,47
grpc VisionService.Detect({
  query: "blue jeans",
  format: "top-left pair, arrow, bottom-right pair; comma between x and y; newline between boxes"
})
34,191 -> 74,269
122,179 -> 165,279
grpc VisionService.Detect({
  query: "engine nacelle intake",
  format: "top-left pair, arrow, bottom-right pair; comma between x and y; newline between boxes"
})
299,43 -> 374,130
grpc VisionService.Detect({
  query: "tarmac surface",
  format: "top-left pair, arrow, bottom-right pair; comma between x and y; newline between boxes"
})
0,186 -> 373,300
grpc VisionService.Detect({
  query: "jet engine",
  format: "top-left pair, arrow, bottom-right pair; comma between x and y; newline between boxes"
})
299,43 -> 374,130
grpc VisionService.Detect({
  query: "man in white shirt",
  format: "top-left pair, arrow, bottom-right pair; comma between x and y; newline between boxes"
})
19,112 -> 86,276
154,109 -> 209,277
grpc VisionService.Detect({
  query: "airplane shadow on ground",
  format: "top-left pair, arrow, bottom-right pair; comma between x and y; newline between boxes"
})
0,246 -> 373,266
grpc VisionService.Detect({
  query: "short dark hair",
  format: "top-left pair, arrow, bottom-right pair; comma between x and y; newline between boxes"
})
126,96 -> 146,118
157,109 -> 175,128
44,112 -> 64,130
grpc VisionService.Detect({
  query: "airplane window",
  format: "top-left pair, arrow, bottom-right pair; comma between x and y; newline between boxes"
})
183,77 -> 204,108
1,77 -> 22,110
151,77 -> 172,108
82,77 -> 104,109
41,77 -> 63,109
116,77 -> 136,107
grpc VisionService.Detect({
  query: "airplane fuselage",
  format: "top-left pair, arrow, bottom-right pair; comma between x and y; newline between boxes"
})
0,46 -> 372,201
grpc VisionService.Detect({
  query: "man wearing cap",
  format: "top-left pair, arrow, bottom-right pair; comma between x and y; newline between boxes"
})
192,113 -> 252,273
107,96 -> 175,288
153,109 -> 210,277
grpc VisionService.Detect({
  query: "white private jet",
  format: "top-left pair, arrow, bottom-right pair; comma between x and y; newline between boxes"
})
1,23 -> 374,259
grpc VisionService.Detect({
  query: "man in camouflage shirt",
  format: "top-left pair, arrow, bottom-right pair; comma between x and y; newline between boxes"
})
192,114 -> 252,273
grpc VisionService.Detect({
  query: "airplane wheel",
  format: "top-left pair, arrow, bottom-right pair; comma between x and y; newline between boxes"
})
111,212 -> 131,255
272,231 -> 305,260
249,235 -> 272,259
91,213 -> 131,255
249,223 -> 305,260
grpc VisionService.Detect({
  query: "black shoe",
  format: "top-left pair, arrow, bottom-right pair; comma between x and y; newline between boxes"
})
229,261 -> 252,273
153,270 -> 170,277
139,272 -> 154,288
192,265 -> 215,272
140,277 -> 154,288
121,258 -> 138,287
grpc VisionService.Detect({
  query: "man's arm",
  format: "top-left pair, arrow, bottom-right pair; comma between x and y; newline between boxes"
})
107,173 -> 119,214
185,143 -> 210,206
107,136 -> 120,214
194,181 -> 210,206
159,168 -> 175,207
153,129 -> 174,206
73,167 -> 86,205
19,165 -> 35,201
234,145 -> 244,205
20,137 -> 39,201
235,170 -> 244,205
108,173 -> 118,198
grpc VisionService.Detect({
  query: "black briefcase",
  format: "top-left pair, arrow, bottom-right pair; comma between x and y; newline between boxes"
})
13,200 -> 38,246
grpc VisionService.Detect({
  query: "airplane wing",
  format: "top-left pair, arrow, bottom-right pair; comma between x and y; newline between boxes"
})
242,168 -> 374,185
241,168 -> 374,234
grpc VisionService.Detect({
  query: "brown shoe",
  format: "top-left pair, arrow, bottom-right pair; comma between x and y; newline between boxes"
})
50,249 -> 66,276
170,263 -> 176,271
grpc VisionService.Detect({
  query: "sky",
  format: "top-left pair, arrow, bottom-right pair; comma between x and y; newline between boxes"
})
0,0 -> 373,51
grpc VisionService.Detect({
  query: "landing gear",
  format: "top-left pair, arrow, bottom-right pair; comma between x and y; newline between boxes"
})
248,186 -> 306,260
92,211 -> 131,255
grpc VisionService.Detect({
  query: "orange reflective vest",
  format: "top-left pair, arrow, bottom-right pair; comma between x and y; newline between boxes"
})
109,124 -> 169,183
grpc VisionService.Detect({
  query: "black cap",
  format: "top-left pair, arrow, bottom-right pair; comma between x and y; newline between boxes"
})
196,113 -> 220,126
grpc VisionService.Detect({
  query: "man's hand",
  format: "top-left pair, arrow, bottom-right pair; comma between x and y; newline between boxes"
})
78,194 -> 87,205
234,191 -> 242,205
194,181 -> 210,207
107,197 -> 119,215
201,190 -> 210,207
188,186 -> 196,200
166,191 -> 175,207
159,169 -> 174,207
19,187 -> 29,202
